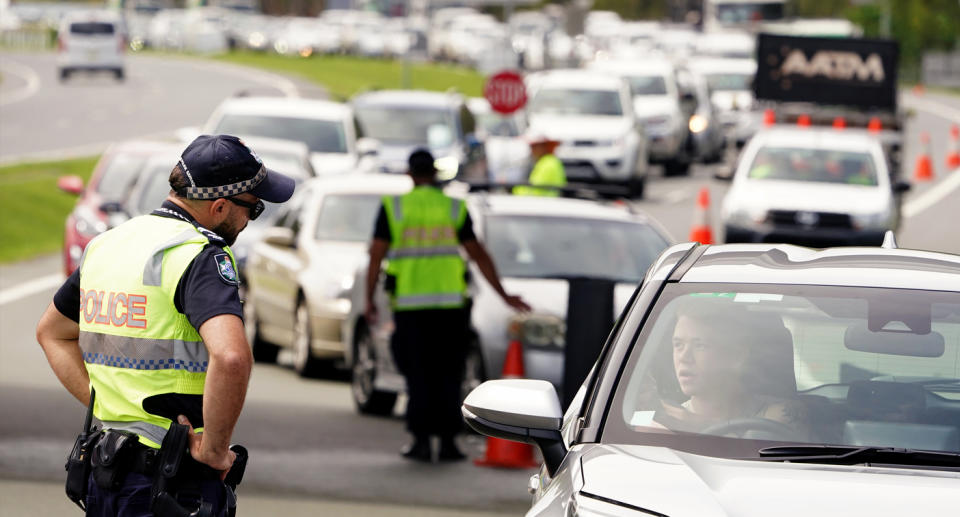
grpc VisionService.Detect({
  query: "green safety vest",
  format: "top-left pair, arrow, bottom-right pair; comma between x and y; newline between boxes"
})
513,154 -> 567,197
382,186 -> 467,311
78,214 -> 236,448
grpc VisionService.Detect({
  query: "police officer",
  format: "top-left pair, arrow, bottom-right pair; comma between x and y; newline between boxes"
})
366,149 -> 531,462
36,135 -> 295,516
513,132 -> 566,196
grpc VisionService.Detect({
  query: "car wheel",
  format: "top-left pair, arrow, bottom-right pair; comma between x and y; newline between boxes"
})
663,157 -> 691,176
59,69 -> 70,82
627,175 -> 645,199
351,325 -> 397,416
243,290 -> 279,363
114,68 -> 124,81
292,299 -> 324,378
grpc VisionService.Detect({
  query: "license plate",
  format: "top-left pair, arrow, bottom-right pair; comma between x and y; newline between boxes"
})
564,165 -> 595,179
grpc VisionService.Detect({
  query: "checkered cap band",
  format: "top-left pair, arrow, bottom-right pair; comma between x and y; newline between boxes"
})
181,163 -> 267,200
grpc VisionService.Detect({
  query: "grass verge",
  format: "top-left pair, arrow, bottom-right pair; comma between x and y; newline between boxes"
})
0,156 -> 99,263
214,51 -> 486,101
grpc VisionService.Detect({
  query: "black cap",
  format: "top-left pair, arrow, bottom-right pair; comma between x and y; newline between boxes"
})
177,135 -> 296,203
408,148 -> 437,176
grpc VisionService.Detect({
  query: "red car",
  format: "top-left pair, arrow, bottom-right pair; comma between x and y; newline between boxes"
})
58,140 -> 178,276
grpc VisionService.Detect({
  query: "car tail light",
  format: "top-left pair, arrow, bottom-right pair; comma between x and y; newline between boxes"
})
118,36 -> 126,53
58,36 -> 65,52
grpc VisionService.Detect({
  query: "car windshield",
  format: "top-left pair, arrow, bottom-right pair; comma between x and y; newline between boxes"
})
96,154 -> 149,200
530,88 -> 624,116
747,147 -> 879,186
314,194 -> 383,242
213,115 -> 348,154
70,22 -> 115,35
254,150 -> 311,180
705,73 -> 752,91
484,216 -> 669,283
133,163 -> 176,216
606,284 -> 960,458
627,75 -> 668,96
354,106 -> 458,146
475,112 -> 520,137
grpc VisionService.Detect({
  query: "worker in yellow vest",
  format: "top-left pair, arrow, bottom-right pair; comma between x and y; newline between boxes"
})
513,132 -> 566,196
366,148 -> 531,463
36,135 -> 296,516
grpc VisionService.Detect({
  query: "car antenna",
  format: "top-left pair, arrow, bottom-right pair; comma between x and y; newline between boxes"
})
881,230 -> 898,249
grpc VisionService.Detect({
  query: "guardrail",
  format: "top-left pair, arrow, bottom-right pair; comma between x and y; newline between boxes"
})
0,28 -> 54,50
922,51 -> 960,88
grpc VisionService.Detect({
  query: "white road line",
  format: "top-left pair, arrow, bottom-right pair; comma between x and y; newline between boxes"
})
0,59 -> 41,107
151,55 -> 301,98
903,168 -> 960,219
902,96 -> 960,123
0,274 -> 63,306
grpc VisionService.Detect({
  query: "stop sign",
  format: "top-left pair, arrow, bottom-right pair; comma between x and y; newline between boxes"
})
484,70 -> 527,115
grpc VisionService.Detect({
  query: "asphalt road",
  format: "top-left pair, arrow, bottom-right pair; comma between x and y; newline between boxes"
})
1,51 -> 959,516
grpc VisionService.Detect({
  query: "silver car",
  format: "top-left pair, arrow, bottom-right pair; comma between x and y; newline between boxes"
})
464,242 -> 960,516
345,193 -> 673,415
243,174 -> 412,376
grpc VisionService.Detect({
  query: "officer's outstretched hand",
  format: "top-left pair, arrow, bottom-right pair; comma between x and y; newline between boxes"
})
178,415 -> 236,481
504,294 -> 532,313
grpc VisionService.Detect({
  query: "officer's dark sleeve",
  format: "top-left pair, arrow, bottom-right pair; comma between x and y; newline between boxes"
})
373,204 -> 391,241
175,245 -> 244,330
458,210 -> 477,243
53,268 -> 81,323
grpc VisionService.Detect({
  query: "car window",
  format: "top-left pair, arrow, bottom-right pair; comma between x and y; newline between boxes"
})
607,284 -> 960,456
626,75 -> 668,96
354,106 -> 457,146
530,88 -> 624,117
475,113 -> 520,137
132,163 -> 174,216
747,147 -> 879,186
314,194 -> 382,242
484,216 -> 669,283
459,104 -> 475,136
213,115 -> 348,154
705,73 -> 752,91
70,22 -> 116,35
96,154 -> 148,200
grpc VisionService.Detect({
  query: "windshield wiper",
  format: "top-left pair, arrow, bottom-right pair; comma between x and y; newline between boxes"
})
756,445 -> 960,468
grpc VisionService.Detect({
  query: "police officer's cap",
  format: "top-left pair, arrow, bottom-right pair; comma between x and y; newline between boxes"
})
177,135 -> 296,203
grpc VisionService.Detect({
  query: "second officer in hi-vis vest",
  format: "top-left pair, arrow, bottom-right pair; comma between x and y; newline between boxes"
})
36,135 -> 295,516
365,148 -> 531,463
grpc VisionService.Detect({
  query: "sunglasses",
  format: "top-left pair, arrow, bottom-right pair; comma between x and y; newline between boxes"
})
226,197 -> 265,220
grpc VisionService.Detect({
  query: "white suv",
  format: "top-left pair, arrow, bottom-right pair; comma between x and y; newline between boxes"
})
525,69 -> 649,197
57,11 -> 125,82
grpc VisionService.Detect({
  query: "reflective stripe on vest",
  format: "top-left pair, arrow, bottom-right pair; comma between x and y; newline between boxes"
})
79,214 -> 234,448
382,186 -> 467,311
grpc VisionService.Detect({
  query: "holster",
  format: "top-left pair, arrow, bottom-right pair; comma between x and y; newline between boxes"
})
150,423 -> 213,517
90,429 -> 138,490
64,427 -> 101,511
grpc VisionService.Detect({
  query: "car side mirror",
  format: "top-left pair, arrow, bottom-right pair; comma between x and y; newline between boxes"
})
893,181 -> 911,194
58,175 -> 84,195
262,226 -> 295,248
462,379 -> 566,476
356,137 -> 381,158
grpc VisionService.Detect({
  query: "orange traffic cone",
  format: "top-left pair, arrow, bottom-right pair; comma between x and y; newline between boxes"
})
867,117 -> 883,133
688,187 -> 714,244
832,117 -> 846,130
762,109 -> 775,127
913,131 -> 934,182
474,340 -> 539,469
796,114 -> 811,128
946,124 -> 960,169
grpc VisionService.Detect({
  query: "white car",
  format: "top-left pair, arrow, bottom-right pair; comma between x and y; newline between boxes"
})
588,58 -> 695,175
685,57 -> 760,146
464,241 -> 960,517
57,11 -> 125,81
346,192 -> 673,415
466,97 -> 530,185
201,96 -> 359,176
525,69 -> 649,197
243,174 -> 413,375
721,127 -> 911,247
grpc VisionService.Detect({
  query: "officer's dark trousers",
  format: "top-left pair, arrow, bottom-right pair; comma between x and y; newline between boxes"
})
391,307 -> 469,439
85,472 -> 228,517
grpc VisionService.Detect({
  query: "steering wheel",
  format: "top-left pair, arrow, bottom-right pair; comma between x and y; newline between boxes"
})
701,417 -> 802,440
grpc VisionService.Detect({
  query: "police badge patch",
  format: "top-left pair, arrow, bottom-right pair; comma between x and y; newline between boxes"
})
214,253 -> 238,285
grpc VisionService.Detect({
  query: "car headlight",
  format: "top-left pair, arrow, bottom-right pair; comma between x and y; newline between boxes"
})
323,275 -> 355,300
74,205 -> 108,237
508,314 -> 565,348
689,114 -> 709,134
434,156 -> 459,181
851,211 -> 887,230
726,207 -> 768,227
